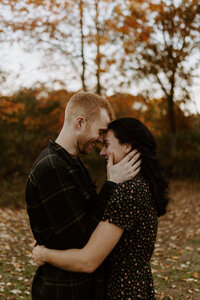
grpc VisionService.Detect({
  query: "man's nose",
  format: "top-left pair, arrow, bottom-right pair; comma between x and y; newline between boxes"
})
98,134 -> 104,143
100,147 -> 106,157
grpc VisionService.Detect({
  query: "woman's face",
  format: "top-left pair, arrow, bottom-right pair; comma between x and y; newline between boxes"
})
100,129 -> 131,164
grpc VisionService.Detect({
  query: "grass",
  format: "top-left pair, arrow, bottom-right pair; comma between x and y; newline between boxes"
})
0,180 -> 199,299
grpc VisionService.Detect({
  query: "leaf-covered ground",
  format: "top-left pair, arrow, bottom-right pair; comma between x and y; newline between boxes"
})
0,180 -> 199,300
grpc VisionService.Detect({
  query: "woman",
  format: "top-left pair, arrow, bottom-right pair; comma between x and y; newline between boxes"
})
33,118 -> 169,299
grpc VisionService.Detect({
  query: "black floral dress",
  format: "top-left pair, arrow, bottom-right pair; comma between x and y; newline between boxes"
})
102,174 -> 158,299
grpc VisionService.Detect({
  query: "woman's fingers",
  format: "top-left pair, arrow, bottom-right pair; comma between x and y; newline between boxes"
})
120,149 -> 140,165
128,156 -> 141,168
123,152 -> 141,181
126,165 -> 141,181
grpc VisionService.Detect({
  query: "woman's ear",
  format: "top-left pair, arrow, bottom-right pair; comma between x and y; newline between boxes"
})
124,143 -> 132,153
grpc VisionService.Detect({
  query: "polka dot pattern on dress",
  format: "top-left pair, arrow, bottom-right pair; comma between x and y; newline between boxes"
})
102,173 -> 158,299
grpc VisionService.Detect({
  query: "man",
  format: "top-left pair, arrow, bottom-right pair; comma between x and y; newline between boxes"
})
26,92 -> 140,300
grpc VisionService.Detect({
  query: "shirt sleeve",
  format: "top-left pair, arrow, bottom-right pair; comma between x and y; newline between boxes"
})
37,167 -> 89,249
101,180 -> 141,231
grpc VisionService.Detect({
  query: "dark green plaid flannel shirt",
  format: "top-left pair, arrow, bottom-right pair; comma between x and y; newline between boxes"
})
26,140 -> 115,300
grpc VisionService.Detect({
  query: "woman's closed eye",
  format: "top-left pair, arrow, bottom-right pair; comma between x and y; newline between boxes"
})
103,140 -> 110,148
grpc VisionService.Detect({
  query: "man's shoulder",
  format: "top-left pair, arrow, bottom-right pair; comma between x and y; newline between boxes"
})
29,147 -> 70,184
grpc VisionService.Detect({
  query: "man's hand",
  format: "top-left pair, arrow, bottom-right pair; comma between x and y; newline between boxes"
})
32,245 -> 46,267
107,149 -> 141,184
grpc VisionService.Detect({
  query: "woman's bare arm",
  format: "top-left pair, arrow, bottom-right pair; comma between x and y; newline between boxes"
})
33,220 -> 123,273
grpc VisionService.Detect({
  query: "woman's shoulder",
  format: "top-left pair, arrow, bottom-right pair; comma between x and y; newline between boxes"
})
117,173 -> 150,192
109,174 -> 152,215
114,174 -> 151,205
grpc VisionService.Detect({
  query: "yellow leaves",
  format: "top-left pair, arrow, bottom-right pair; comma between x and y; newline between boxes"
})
106,59 -> 116,66
162,276 -> 169,281
0,207 -> 34,297
23,117 -> 39,130
15,263 -> 22,269
99,36 -> 110,46
149,3 -> 162,13
171,256 -> 180,260
19,7 -> 29,13
123,40 -> 136,54
185,246 -> 194,251
151,180 -> 200,298
182,277 -> 199,283
118,24 -> 130,35
155,247 -> 164,252
0,89 -> 70,133
151,268 -> 156,273
115,4 -> 122,16
108,93 -> 147,120
6,282 -> 12,287
192,272 -> 198,278
0,97 -> 25,123
10,289 -> 22,295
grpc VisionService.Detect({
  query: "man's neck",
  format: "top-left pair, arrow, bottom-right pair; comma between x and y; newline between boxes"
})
56,127 -> 78,158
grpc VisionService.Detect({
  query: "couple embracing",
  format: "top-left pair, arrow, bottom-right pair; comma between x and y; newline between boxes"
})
26,92 -> 168,299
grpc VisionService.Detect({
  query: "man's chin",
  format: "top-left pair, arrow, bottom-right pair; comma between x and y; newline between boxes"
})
86,144 -> 94,153
80,146 -> 93,155
81,150 -> 91,155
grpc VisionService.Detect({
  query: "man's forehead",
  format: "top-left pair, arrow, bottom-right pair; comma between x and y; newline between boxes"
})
98,123 -> 109,132
98,109 -> 110,126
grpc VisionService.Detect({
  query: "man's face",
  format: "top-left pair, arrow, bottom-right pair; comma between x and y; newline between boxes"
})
77,109 -> 111,154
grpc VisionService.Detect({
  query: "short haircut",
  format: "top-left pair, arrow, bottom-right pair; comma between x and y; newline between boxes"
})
65,92 -> 114,122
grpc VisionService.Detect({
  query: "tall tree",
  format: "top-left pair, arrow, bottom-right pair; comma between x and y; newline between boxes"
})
0,0 -> 90,90
79,0 -> 87,91
118,0 -> 200,150
103,0 -> 151,92
86,0 -> 117,94
94,0 -> 101,94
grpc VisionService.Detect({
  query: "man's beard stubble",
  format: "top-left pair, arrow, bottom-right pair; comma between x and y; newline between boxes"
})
77,140 -> 91,155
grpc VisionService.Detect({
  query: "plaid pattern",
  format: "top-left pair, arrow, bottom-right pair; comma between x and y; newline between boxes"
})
26,140 -> 115,300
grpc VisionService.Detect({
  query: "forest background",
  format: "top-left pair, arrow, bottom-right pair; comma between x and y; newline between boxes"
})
0,1 -> 200,299
0,0 -> 200,207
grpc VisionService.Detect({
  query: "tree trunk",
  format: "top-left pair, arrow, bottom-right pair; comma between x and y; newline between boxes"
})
95,0 -> 101,95
79,0 -> 86,91
167,94 -> 176,152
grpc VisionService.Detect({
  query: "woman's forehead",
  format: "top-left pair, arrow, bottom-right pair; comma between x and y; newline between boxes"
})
104,129 -> 115,140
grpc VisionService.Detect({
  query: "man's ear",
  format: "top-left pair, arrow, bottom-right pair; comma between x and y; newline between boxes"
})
75,116 -> 85,130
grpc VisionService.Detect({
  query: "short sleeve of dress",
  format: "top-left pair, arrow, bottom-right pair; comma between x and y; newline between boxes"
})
101,180 -> 141,231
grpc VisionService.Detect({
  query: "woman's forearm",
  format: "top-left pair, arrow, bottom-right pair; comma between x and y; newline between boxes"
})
42,247 -> 92,273
35,221 -> 123,273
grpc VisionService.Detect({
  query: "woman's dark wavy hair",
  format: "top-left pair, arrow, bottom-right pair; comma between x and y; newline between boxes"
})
108,118 -> 169,217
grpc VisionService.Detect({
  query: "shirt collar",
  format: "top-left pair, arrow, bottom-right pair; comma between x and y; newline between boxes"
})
48,140 -> 78,167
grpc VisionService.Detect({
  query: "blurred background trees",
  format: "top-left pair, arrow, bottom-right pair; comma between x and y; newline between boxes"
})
0,0 -> 200,206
